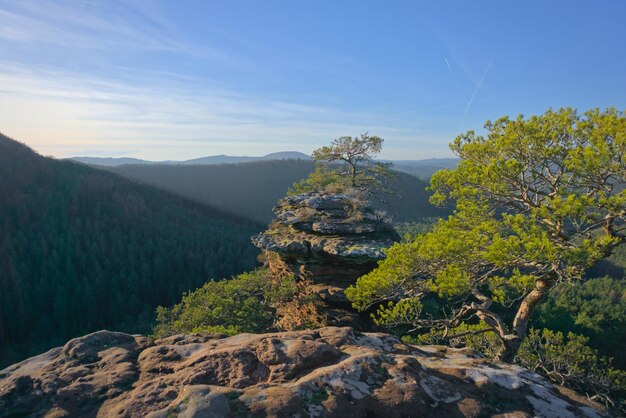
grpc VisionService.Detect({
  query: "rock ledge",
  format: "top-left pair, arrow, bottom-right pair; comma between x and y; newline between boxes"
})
0,327 -> 607,417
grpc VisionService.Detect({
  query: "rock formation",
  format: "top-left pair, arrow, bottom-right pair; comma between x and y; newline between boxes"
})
0,327 -> 607,417
252,192 -> 400,330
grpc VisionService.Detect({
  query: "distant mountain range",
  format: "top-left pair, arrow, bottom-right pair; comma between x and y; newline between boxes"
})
70,151 -> 312,167
107,159 -> 451,224
71,153 -> 459,180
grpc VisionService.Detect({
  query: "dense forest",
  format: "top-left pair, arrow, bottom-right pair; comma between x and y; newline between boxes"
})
0,134 -> 259,367
107,160 -> 448,224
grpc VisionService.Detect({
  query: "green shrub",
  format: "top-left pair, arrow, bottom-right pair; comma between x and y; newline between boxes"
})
152,268 -> 296,338
519,328 -> 626,412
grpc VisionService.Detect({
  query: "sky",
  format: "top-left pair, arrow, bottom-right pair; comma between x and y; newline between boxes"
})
0,1 -> 625,160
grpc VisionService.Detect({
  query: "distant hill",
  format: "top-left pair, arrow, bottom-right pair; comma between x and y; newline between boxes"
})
108,160 -> 450,224
71,151 -> 311,167
262,151 -> 311,160
389,158 -> 459,180
71,153 -> 458,179
0,133 -> 260,367
184,151 -> 311,165
70,156 -> 156,166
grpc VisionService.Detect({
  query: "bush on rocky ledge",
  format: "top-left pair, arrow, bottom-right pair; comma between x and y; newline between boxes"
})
152,269 -> 296,338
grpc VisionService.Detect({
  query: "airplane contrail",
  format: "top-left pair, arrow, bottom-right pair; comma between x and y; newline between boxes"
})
444,56 -> 466,101
461,58 -> 494,127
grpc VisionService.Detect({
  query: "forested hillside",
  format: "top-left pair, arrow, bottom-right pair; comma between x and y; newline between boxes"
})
0,134 -> 259,367
389,158 -> 459,180
108,160 -> 447,224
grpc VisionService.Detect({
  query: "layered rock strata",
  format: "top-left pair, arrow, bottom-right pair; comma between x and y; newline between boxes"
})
252,192 -> 400,329
0,327 -> 607,417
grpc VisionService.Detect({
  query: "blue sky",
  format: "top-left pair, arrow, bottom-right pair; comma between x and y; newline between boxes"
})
0,0 -> 624,160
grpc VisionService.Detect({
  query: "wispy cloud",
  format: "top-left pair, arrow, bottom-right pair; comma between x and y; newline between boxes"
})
0,0 -> 229,61
0,1 -> 457,159
0,62 -> 449,159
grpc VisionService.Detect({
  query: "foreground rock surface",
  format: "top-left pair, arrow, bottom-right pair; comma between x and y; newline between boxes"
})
0,327 -> 607,418
252,193 -> 400,329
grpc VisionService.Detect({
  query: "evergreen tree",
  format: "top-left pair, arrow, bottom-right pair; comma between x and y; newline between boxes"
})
347,108 -> 626,362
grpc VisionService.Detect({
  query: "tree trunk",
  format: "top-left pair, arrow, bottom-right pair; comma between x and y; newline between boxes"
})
496,278 -> 554,363
496,337 -> 522,363
349,163 -> 357,187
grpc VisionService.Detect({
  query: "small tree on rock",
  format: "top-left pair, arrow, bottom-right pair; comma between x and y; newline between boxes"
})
292,133 -> 396,197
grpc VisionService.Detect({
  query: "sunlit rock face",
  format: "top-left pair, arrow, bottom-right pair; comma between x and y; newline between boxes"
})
0,327 -> 608,417
252,192 -> 400,330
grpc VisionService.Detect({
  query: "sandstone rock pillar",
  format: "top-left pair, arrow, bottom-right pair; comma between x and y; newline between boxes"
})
252,192 -> 399,330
